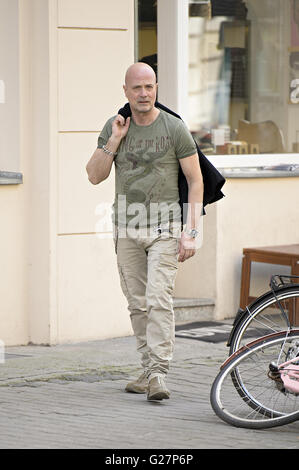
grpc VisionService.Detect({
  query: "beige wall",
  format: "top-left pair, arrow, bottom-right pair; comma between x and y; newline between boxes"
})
0,0 -> 51,346
216,176 -> 299,319
175,176 -> 299,320
2,0 -> 298,346
0,1 -> 24,346
0,186 -> 28,345
55,0 -> 135,342
0,0 -> 135,346
175,203 -> 217,300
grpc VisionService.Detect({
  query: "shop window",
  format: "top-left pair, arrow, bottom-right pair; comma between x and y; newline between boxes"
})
136,0 -> 157,76
0,0 -> 20,172
188,0 -> 299,155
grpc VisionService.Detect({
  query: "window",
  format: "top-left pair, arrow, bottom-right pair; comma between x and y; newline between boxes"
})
0,0 -> 20,172
188,0 -> 299,156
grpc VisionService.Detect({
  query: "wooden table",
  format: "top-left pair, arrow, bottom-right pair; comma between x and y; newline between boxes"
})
240,244 -> 299,325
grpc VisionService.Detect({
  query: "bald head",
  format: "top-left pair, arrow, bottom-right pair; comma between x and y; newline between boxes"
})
123,63 -> 158,118
125,62 -> 157,86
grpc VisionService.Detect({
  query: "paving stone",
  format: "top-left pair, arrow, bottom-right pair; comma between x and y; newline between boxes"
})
0,334 -> 298,449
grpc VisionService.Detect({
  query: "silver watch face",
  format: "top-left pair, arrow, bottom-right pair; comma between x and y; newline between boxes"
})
189,229 -> 199,238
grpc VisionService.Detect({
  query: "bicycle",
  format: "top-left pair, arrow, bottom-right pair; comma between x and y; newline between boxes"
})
210,329 -> 299,429
227,274 -> 299,354
210,275 -> 299,429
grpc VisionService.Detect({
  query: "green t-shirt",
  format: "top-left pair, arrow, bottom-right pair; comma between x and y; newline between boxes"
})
97,109 -> 196,228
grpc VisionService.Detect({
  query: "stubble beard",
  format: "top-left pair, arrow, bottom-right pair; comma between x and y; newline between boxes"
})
135,103 -> 153,114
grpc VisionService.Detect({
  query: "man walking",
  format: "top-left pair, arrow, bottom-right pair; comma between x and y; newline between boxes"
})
86,63 -> 203,401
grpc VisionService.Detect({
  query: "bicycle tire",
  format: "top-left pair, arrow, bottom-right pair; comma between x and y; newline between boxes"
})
229,285 -> 299,355
229,285 -> 299,415
210,330 -> 299,429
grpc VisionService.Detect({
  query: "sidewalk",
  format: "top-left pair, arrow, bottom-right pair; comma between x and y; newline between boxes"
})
0,329 -> 298,450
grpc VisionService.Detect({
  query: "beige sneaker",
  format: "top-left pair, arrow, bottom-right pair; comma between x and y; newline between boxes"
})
125,371 -> 148,394
147,376 -> 170,401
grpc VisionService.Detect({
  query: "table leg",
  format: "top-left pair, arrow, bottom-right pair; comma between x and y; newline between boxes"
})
240,253 -> 251,309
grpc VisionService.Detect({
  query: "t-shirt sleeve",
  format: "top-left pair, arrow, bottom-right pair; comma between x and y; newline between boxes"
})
174,120 -> 197,159
97,117 -> 114,149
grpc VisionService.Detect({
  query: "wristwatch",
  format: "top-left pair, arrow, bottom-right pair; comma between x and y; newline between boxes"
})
185,228 -> 199,238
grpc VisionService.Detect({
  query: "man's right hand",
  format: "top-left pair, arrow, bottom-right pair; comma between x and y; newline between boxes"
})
112,114 -> 131,141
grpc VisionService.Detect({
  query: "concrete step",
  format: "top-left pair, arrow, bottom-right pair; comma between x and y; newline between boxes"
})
173,297 -> 215,325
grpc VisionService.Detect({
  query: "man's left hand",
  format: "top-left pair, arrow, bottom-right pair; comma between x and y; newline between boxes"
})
177,232 -> 197,263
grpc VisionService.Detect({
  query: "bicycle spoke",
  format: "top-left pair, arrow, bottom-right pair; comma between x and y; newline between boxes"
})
246,311 -> 285,333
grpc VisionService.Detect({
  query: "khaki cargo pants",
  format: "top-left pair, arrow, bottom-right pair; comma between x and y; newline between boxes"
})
114,225 -> 179,380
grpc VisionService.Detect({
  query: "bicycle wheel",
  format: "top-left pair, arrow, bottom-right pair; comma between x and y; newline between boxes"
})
210,330 -> 299,429
229,285 -> 299,355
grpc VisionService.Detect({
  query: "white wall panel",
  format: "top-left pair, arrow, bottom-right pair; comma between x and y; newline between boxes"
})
58,29 -> 133,131
58,0 -> 132,29
57,234 -> 132,343
58,132 -> 115,234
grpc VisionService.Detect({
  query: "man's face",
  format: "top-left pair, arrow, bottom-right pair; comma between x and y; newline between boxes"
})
123,71 -> 157,114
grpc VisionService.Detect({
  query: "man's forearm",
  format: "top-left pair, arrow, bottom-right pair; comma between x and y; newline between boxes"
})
86,135 -> 121,185
178,179 -> 203,262
185,180 -> 204,231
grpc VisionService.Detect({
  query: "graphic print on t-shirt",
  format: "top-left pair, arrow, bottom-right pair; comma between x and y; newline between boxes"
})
97,110 -> 197,227
121,146 -> 171,206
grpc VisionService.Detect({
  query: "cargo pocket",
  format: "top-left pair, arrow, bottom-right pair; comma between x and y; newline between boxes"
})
117,263 -> 147,312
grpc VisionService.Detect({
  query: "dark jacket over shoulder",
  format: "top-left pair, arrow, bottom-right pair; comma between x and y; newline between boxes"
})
118,101 -> 226,225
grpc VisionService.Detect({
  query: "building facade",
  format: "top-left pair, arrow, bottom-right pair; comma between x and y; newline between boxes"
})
1,0 -> 299,346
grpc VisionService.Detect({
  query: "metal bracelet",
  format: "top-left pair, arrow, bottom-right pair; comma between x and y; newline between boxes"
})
102,145 -> 117,157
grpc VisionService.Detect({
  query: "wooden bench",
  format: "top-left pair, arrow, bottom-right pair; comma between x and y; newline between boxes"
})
240,244 -> 299,325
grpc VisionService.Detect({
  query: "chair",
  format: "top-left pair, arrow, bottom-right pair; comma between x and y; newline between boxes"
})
237,119 -> 285,153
